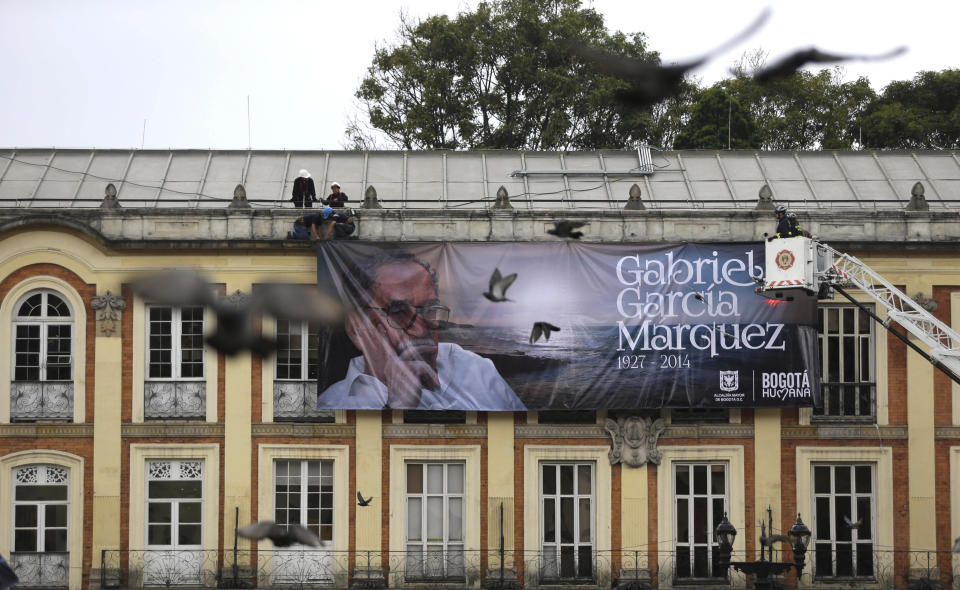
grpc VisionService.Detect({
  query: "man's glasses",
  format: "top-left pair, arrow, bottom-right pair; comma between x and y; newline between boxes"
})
367,301 -> 451,330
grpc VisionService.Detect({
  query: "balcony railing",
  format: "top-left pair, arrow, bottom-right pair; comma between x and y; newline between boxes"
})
97,548 -> 955,589
273,381 -> 334,422
10,382 -> 73,421
144,381 -> 205,419
10,551 -> 69,588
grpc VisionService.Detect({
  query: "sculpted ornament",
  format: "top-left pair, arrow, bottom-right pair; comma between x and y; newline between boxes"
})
90,290 -> 126,336
605,416 -> 666,467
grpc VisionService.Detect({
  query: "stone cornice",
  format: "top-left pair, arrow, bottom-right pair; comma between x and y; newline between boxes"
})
782,424 -> 908,439
515,425 -> 610,439
0,423 -> 94,437
935,426 -> 960,439
122,422 -> 225,438
252,423 -> 355,437
661,424 -> 755,438
383,424 -> 487,439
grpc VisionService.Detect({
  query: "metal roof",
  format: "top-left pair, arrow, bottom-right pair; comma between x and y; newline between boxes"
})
1,148 -> 958,210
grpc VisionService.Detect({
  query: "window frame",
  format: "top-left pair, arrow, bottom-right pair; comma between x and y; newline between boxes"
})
672,461 -> 728,582
273,459 -> 334,545
811,462 -> 876,582
144,459 -> 205,550
538,461 -> 596,583
12,290 -> 73,383
145,305 -> 206,381
404,461 -> 466,582
814,304 -> 876,422
11,464 -> 70,554
274,319 -> 319,382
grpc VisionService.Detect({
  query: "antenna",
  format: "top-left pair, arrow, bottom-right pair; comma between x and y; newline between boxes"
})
141,119 -> 147,150
727,92 -> 732,150
247,95 -> 251,150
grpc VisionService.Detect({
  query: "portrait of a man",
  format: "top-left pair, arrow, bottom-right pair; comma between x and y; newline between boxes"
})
317,250 -> 526,410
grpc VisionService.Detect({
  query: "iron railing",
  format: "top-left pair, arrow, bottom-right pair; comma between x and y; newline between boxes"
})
143,381 -> 205,420
10,382 -> 73,421
10,551 -> 70,588
97,548 -> 958,589
272,381 -> 334,422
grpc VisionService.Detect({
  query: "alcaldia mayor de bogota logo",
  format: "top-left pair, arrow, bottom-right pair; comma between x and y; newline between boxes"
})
775,249 -> 795,271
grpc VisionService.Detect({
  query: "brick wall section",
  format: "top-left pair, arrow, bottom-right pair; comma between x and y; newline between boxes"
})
647,464 -> 657,580
611,462 -> 621,579
935,441 -> 957,588
887,324 -> 908,424
932,286 -> 958,425
0,263 -> 97,422
251,316 -> 262,423
121,285 -> 133,422
0,438 -> 94,590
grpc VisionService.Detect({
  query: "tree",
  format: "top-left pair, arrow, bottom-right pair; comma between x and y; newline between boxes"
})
856,69 -> 960,149
674,86 -> 758,149
352,0 -> 659,150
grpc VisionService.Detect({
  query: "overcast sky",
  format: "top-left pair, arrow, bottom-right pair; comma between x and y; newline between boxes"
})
1,0 -> 955,151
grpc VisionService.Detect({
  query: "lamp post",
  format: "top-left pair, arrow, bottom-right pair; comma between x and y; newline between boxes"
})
715,508 -> 811,590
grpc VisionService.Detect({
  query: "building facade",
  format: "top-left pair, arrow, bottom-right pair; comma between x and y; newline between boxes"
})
0,148 -> 959,589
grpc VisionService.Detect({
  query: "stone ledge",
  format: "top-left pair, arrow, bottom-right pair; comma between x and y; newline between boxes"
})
0,423 -> 94,437
383,424 -> 487,438
122,422 -> 225,437
252,422 -> 355,437
783,424 -> 907,439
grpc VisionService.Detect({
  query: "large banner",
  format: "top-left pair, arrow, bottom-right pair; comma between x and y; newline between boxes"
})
315,242 -> 821,411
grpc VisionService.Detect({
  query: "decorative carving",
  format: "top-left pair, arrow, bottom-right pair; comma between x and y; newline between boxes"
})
913,292 -> 937,312
223,289 -> 249,307
906,181 -> 929,211
101,183 -> 121,209
604,416 -> 666,467
229,183 -> 251,209
492,186 -> 512,210
10,382 -> 73,421
624,183 -> 645,210
273,381 -> 335,421
144,381 -> 206,419
91,290 -> 126,336
755,183 -> 775,211
363,185 -> 382,209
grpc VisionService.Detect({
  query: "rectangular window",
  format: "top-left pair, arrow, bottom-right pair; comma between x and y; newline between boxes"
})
540,463 -> 594,582
405,462 -> 465,581
671,409 -> 729,424
275,320 -> 319,381
812,464 -> 875,580
274,459 -> 334,544
14,324 -> 71,382
674,463 -> 727,581
146,460 -> 203,549
148,306 -> 205,379
815,305 -> 875,421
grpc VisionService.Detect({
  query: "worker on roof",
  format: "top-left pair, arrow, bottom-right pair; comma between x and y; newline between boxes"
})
773,204 -> 793,239
291,169 -> 317,208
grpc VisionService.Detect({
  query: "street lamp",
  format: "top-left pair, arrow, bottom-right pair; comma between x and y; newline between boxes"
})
715,513 -> 738,570
788,513 -> 812,576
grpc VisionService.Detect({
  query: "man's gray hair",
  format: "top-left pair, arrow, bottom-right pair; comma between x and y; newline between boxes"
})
345,249 -> 439,305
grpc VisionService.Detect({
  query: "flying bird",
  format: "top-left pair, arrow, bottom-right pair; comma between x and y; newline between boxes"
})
0,554 -> 18,590
237,521 -> 321,547
752,46 -> 907,84
132,270 -> 343,356
483,268 -> 517,303
575,8 -> 769,108
843,515 -> 863,531
953,536 -> 960,553
357,492 -> 373,507
547,220 -> 586,240
530,322 -> 561,344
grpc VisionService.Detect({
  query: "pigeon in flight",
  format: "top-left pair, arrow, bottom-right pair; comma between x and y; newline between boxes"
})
530,322 -> 561,344
237,521 -> 321,547
752,46 -> 907,84
0,554 -> 18,590
953,536 -> 960,553
575,9 -> 769,108
483,268 -> 517,303
132,270 -> 343,356
843,515 -> 863,531
547,220 -> 586,240
357,491 -> 374,506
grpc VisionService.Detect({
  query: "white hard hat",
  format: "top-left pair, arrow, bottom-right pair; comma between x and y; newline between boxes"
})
331,181 -> 341,188
299,169 -> 310,178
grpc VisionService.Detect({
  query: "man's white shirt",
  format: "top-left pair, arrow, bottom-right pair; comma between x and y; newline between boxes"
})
317,342 -> 526,410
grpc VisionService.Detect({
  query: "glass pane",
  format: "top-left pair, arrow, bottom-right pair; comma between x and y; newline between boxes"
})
836,544 -> 853,576
843,308 -> 854,334
828,338 -> 840,383
543,465 -> 556,495
407,464 -> 423,493
560,498 -> 574,543
448,497 -> 463,541
148,480 -> 202,499
578,498 -> 591,542
426,497 -> 443,541
828,308 -> 839,333
693,497 -> 707,542
178,524 -> 202,545
835,466 -> 851,494
815,498 -> 831,537
676,466 -> 689,495
18,293 -> 43,316
855,466 -> 872,493
148,503 -> 172,523
427,464 -> 443,494
148,524 -> 171,546
577,545 -> 593,578
407,497 -> 422,541
693,545 -> 708,577
543,498 -> 555,542
814,542 -> 833,577
676,547 -> 690,578
856,542 -> 874,576
710,464 -> 725,494
447,464 -> 464,494
560,466 -> 574,495
857,497 -> 872,538
677,498 -> 688,542
15,505 -> 37,527
320,524 -> 332,542
835,496 -> 852,542
15,485 -> 67,501
179,502 -> 202,523
14,529 -> 37,552
578,465 -> 591,495
559,546 -> 575,578
693,465 -> 707,494
45,504 -> 68,527
44,529 -> 67,552
843,337 -> 855,379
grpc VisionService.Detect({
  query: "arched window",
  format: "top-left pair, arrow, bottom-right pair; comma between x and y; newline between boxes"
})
13,291 -> 72,382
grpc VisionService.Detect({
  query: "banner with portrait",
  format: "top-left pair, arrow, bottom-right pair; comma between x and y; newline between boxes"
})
315,241 -> 821,411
